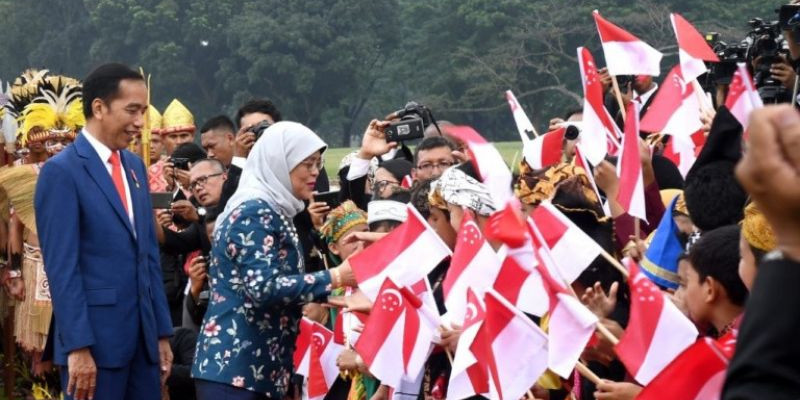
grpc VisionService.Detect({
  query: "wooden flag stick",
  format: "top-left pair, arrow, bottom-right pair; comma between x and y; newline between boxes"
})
575,361 -> 602,385
610,75 -> 627,122
596,322 -> 620,346
634,218 -> 641,241
691,79 -> 711,113
600,249 -> 630,279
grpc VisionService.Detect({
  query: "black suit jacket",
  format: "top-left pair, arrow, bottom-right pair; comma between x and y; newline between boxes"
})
723,257 -> 800,399
604,86 -> 660,133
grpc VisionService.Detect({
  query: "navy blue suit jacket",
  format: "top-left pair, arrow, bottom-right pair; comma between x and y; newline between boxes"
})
34,132 -> 172,368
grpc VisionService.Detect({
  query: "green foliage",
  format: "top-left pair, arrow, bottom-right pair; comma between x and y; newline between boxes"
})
0,0 -> 784,145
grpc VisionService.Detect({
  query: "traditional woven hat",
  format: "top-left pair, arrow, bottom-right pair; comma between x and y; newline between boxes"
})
161,99 -> 195,135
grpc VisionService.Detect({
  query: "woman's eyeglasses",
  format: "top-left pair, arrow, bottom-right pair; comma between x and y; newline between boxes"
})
372,179 -> 400,193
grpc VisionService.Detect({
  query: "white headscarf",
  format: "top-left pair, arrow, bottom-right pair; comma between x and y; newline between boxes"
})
216,121 -> 326,229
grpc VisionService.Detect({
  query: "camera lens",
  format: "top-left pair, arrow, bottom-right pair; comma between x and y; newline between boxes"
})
564,125 -> 580,141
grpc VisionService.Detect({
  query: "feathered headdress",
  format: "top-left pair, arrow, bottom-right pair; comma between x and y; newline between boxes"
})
18,75 -> 84,146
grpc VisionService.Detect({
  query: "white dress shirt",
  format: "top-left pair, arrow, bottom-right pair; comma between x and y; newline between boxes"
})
82,129 -> 135,227
635,83 -> 659,112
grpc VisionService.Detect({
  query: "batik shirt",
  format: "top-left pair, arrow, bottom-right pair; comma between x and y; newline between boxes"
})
192,199 -> 332,396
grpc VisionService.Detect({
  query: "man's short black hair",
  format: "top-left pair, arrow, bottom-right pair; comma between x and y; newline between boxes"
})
413,136 -> 456,165
235,99 -> 282,129
200,115 -> 236,135
409,179 -> 437,220
688,225 -> 748,307
172,143 -> 208,164
82,63 -> 144,119
684,161 -> 747,232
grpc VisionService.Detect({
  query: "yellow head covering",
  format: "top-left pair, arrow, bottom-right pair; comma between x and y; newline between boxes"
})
18,75 -> 84,146
161,99 -> 195,135
144,105 -> 163,137
741,202 -> 776,252
660,189 -> 689,216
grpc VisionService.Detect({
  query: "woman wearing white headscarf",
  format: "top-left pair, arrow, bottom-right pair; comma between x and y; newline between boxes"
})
192,122 -> 357,399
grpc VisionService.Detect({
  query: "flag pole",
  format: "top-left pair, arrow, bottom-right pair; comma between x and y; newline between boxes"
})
691,80 -> 712,113
610,75 -> 627,122
634,218 -> 641,241
600,250 -> 630,278
596,322 -> 620,346
575,361 -> 602,385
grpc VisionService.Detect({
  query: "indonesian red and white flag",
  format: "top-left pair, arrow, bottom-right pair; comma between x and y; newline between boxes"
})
724,63 -> 763,132
640,66 -> 703,139
349,205 -> 451,301
578,46 -> 622,164
401,174 -> 413,188
485,198 -> 528,249
523,126 -> 566,169
615,259 -> 698,385
294,317 -> 314,377
492,245 -> 548,317
528,201 -> 603,283
448,288 -> 490,399
443,212 -> 501,325
593,10 -> 663,77
294,318 -> 344,400
355,278 -> 438,389
637,337 -> 730,400
447,125 -> 513,206
671,13 -> 720,82
470,289 -> 549,400
505,90 -> 538,142
535,262 -> 599,379
616,103 -> 647,221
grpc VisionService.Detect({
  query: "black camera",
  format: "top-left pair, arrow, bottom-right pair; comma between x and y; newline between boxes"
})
384,101 -> 435,143
707,40 -> 748,86
746,18 -> 791,103
248,120 -> 272,142
169,157 -> 190,171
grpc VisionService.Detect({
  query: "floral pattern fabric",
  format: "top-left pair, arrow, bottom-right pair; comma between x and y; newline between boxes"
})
192,199 -> 332,396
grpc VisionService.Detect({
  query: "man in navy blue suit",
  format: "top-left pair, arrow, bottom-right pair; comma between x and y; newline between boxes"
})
35,63 -> 173,400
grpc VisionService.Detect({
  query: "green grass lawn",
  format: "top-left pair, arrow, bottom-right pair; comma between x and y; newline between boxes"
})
324,141 -> 525,177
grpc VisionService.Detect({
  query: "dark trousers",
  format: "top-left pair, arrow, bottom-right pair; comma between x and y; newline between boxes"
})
60,335 -> 160,400
195,379 -> 269,400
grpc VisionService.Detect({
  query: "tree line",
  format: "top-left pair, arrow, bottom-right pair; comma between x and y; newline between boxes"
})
0,0 -> 776,146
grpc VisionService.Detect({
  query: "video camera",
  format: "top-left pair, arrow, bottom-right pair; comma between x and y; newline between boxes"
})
745,18 -> 791,103
705,34 -> 748,86
384,101 -> 437,142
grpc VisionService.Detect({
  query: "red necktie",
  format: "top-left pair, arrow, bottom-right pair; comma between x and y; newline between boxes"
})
109,151 -> 129,213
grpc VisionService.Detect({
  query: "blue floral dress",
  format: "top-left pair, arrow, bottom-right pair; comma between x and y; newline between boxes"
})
192,199 -> 332,396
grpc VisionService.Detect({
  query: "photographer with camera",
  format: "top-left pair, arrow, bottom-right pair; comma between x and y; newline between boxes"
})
155,158 -> 226,328
339,102 -> 449,211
